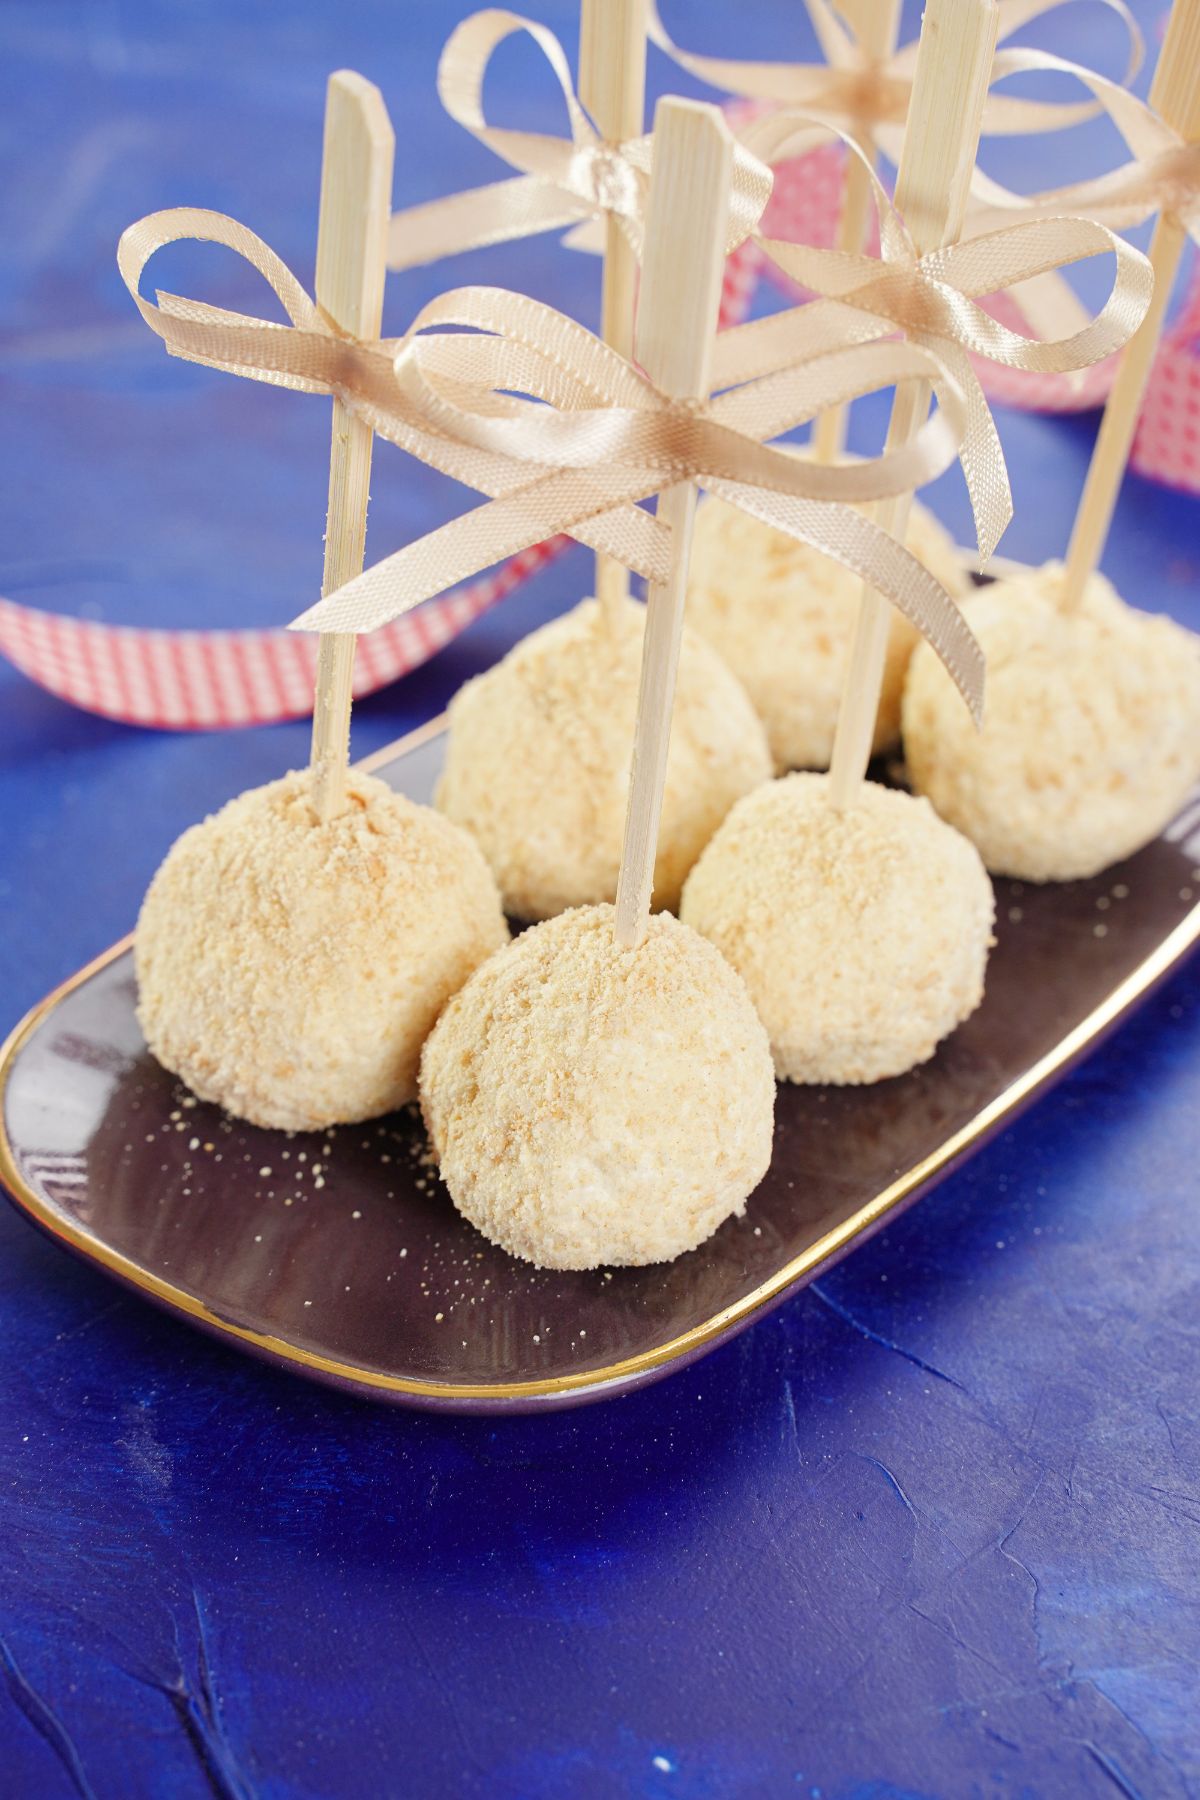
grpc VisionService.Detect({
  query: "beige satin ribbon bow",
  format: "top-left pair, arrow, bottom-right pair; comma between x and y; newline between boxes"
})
725,112 -> 1155,562
965,47 -> 1200,242
386,8 -> 772,272
119,206 -> 992,715
648,0 -> 1143,143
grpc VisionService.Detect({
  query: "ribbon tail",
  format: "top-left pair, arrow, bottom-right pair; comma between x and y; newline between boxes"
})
387,176 -> 589,271
936,342 -> 1012,566
706,478 -> 985,723
290,470 -> 673,637
561,218 -> 606,255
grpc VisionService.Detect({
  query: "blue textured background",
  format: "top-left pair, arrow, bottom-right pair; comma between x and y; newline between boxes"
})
1,3 -> 1198,1796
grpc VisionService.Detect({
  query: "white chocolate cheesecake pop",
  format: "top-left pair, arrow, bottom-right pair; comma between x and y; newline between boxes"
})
419,904 -> 774,1268
681,773 -> 994,1083
424,101 -> 776,1268
903,563 -> 1200,881
136,768 -> 508,1132
436,593 -> 771,920
687,489 -> 968,771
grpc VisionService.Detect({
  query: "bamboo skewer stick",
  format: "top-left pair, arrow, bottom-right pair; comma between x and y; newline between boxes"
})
1061,0 -> 1200,611
811,0 -> 903,467
309,72 -> 395,822
613,99 -> 735,950
579,0 -> 648,625
827,0 -> 998,812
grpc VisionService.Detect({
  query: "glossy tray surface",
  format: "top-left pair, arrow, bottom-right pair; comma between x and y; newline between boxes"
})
2,719 -> 1197,1411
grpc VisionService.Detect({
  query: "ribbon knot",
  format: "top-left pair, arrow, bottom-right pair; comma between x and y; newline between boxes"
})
582,141 -> 643,223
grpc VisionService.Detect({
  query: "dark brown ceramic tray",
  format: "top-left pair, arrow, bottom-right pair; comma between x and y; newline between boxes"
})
3,712 -> 1199,1412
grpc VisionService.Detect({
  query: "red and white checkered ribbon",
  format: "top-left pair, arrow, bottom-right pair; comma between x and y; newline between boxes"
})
0,539 -> 567,730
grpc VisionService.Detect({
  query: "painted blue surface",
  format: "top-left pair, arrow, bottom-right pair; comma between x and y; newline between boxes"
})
1,3 -> 1197,1795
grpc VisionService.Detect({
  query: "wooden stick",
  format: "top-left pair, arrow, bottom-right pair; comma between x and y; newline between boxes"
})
309,72 -> 395,822
827,0 -> 997,811
812,0 -> 903,467
1061,0 -> 1200,611
579,0 -> 648,625
613,99 -> 734,950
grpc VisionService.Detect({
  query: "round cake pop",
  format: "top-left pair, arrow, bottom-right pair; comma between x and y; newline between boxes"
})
435,594 -> 772,921
419,904 -> 775,1269
686,490 -> 969,771
680,773 -> 994,1084
136,767 -> 509,1132
903,563 -> 1200,882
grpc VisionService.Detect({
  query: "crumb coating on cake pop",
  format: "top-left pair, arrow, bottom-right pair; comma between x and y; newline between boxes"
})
903,563 -> 1200,882
681,774 -> 994,1085
686,491 -> 968,771
435,596 -> 772,921
136,768 -> 509,1131
419,905 -> 775,1269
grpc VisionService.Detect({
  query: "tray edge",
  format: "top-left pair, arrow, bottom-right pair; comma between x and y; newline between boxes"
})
2,713 -> 1198,1408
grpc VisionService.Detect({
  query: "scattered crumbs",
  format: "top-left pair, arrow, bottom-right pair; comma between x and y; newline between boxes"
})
314,1177 -> 325,1190
603,1271 -> 613,1282
1094,923 -> 1108,938
259,1167 -> 272,1178
532,1333 -> 540,1344
203,1142 -> 214,1153
312,1163 -> 323,1178
254,1234 -> 262,1243
304,1299 -> 312,1307
435,1311 -> 444,1322
753,1226 -> 762,1237
183,1096 -> 197,1109
1181,887 -> 1194,902
1095,895 -> 1110,911
297,1151 -> 307,1163
996,1240 -> 1006,1250
188,1138 -> 200,1151
579,1329 -> 585,1338
284,1197 -> 294,1206
1112,882 -> 1129,899
1008,906 -> 1023,924
400,1247 -> 408,1258
652,1758 -> 674,1775
351,1209 -> 362,1220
